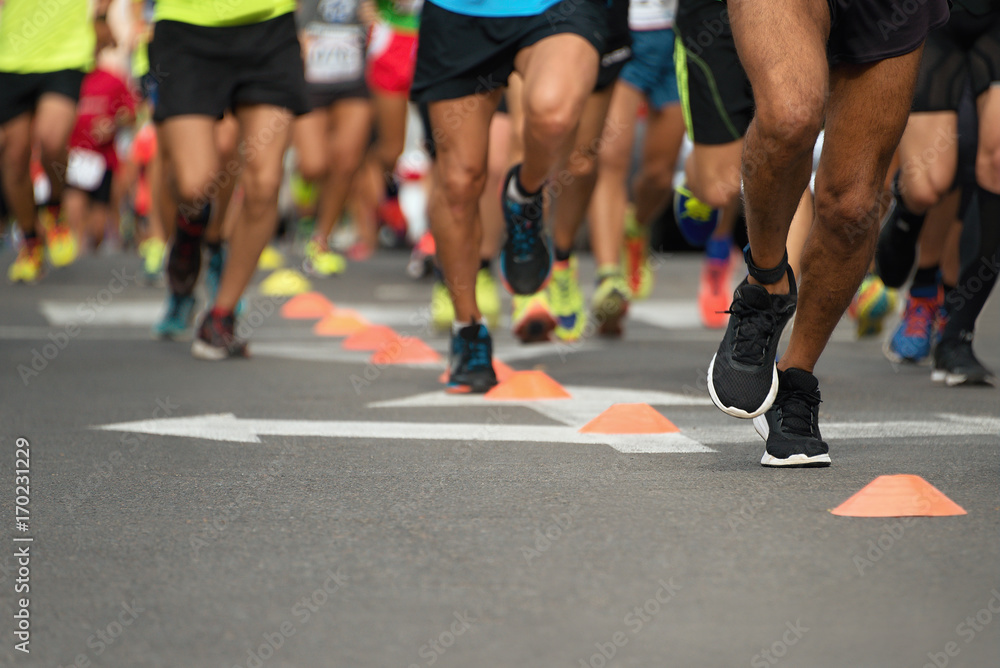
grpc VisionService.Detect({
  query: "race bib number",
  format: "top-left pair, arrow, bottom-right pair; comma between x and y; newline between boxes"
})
304,24 -> 365,84
66,148 -> 107,192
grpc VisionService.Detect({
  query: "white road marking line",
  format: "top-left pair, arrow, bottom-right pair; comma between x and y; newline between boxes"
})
368,386 -> 713,427
40,300 -> 164,327
95,413 -> 713,454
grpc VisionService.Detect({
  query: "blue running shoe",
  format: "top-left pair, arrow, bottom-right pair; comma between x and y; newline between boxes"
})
500,165 -> 552,295
153,293 -> 196,339
446,323 -> 498,394
884,291 -> 938,364
674,183 -> 720,248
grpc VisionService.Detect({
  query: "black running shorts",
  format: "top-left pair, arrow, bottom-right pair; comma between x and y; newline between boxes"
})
596,0 -> 633,91
825,0 -> 951,65
912,5 -> 1000,111
411,0 -> 608,103
674,0 -> 753,145
0,69 -> 85,125
149,13 -> 308,121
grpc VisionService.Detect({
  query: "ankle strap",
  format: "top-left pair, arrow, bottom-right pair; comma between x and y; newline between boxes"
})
743,244 -> 790,285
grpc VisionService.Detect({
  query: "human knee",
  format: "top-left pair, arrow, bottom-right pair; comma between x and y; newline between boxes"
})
899,171 -> 949,212
241,169 -> 282,213
975,143 -> 1000,193
689,164 -> 740,209
814,183 -> 880,252
525,92 -> 578,144
297,151 -> 327,183
752,96 -> 824,160
440,162 -> 486,206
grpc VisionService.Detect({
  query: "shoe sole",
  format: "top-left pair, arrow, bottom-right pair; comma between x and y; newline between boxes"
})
513,309 -> 556,343
593,291 -> 629,337
707,353 -> 778,419
191,339 -> 249,360
881,338 -> 929,365
499,247 -> 554,297
753,416 -> 832,467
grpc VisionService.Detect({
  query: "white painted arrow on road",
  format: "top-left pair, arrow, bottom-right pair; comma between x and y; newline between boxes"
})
95,413 -> 712,453
368,386 -> 712,427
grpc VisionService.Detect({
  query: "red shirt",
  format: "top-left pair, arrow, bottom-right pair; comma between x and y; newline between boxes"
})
68,68 -> 136,172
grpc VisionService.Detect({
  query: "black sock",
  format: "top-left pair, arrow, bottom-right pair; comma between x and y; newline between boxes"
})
555,247 -> 572,262
941,186 -> 1000,343
911,265 -> 939,291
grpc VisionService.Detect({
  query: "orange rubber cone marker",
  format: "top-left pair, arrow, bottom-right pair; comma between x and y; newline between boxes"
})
313,309 -> 369,336
371,336 -> 441,365
485,370 -> 570,400
831,475 -> 967,517
280,292 -> 334,319
343,325 -> 400,351
579,403 -> 679,434
439,359 -> 516,383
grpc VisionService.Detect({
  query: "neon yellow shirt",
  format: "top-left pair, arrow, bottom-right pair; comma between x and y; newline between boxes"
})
154,0 -> 296,27
0,0 -> 95,74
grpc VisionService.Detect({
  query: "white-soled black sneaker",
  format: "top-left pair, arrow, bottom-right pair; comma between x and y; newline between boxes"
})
708,271 -> 797,419
752,368 -> 831,468
932,336 -> 997,387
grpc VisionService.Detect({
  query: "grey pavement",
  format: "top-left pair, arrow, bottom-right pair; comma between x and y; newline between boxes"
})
0,246 -> 997,668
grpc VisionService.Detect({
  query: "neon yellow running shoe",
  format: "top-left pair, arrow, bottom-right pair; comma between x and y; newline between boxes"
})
548,256 -> 585,341
8,241 -> 45,283
591,269 -> 631,337
431,280 -> 455,333
512,291 -> 555,343
139,237 -> 166,282
623,206 -> 654,301
849,274 -> 899,338
46,225 -> 78,267
476,268 -> 501,331
303,240 -> 345,277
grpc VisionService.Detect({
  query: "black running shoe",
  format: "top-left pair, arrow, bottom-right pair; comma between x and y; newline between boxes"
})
446,323 -> 498,394
753,368 -> 831,467
932,336 -> 997,387
499,166 -> 552,295
191,310 -> 249,360
875,175 -> 921,289
708,274 -> 797,418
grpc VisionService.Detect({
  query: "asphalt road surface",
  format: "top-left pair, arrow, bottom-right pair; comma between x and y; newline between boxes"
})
1,247 -> 997,668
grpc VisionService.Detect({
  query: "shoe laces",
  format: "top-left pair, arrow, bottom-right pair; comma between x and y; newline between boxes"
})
902,297 -> 936,338
778,387 -> 822,437
508,217 -> 537,259
726,298 -> 778,365
456,333 -> 490,372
